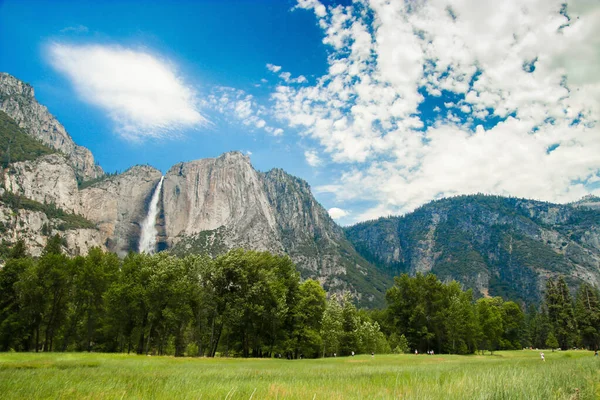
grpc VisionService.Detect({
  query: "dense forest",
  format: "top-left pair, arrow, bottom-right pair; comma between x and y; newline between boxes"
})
0,236 -> 598,357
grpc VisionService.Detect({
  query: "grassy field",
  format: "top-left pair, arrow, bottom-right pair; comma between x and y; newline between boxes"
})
0,351 -> 598,399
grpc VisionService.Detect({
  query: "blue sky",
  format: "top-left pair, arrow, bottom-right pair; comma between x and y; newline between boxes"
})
1,0 -> 599,224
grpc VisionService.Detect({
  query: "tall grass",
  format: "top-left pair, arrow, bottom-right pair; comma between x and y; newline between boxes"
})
0,351 -> 598,399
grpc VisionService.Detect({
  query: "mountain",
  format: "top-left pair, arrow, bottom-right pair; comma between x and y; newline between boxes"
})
1,72 -> 599,307
163,152 -> 391,306
0,73 -> 103,181
0,73 -> 389,305
345,195 -> 600,303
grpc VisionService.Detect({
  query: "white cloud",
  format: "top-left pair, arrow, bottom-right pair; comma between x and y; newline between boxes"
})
304,149 -> 322,167
267,63 -> 282,73
274,69 -> 308,84
47,43 -> 206,141
328,207 -> 349,219
273,0 -> 600,222
295,0 -> 327,18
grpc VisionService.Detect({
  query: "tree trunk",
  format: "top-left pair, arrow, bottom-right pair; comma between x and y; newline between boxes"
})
210,324 -> 222,357
145,321 -> 153,355
35,325 -> 40,353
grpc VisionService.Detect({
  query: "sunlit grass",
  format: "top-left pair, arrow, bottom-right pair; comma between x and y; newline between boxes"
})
0,351 -> 598,399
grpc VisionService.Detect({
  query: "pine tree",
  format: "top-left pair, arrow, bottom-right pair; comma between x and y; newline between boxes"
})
546,332 -> 559,351
574,283 -> 600,350
545,277 -> 577,349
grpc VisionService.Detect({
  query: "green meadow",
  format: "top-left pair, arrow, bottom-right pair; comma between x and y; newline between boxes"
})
0,351 -> 598,399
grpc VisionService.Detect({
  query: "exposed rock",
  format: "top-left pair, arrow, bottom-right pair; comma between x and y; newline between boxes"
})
163,152 -> 281,253
4,154 -> 80,212
0,73 -> 103,180
0,203 -> 104,257
62,229 -> 106,256
79,166 -> 162,256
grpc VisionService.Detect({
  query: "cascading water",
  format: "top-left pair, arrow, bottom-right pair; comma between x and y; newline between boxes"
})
138,176 -> 164,254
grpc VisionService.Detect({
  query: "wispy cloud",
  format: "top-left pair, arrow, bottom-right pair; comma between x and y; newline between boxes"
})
47,43 -> 207,141
275,0 -> 600,222
267,64 -> 307,84
60,25 -> 89,34
304,149 -> 322,167
204,86 -> 283,136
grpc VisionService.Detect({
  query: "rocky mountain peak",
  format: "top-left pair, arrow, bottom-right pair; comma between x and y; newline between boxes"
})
217,150 -> 251,163
0,73 -> 103,181
571,195 -> 600,210
0,73 -> 35,98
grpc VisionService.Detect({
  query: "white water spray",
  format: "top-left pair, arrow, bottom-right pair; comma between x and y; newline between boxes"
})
138,176 -> 164,254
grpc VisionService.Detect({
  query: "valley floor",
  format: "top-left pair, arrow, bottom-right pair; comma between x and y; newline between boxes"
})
0,351 -> 597,399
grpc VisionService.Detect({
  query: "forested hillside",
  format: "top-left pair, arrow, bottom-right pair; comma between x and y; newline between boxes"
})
346,194 -> 600,303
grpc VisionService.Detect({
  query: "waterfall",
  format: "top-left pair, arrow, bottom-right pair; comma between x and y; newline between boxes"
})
138,176 -> 164,254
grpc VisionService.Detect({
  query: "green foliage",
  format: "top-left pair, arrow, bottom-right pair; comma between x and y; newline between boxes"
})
545,332 -> 559,350
290,280 -> 326,358
2,240 -> 596,360
545,277 -> 577,349
476,297 -> 504,354
76,171 -> 118,190
386,273 -> 477,354
0,110 -> 55,166
0,248 -> 328,357
392,334 -> 410,354
320,295 -> 343,357
574,283 -> 600,350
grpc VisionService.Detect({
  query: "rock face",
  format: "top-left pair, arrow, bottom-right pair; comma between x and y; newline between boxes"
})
79,166 -> 162,257
2,153 -> 161,257
0,202 -> 105,257
167,153 -> 391,306
4,154 -> 81,212
345,195 -> 600,303
163,153 -> 281,253
0,73 -> 103,180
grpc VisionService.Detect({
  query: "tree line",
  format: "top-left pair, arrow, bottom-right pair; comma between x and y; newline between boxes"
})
0,236 -> 387,357
0,236 -> 598,356
378,273 -> 599,354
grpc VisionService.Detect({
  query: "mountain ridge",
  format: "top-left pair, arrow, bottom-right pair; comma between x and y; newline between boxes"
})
345,194 -> 600,303
0,72 -> 103,181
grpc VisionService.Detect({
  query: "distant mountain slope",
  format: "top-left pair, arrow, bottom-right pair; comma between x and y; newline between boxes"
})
0,73 -> 103,180
346,195 -> 600,303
